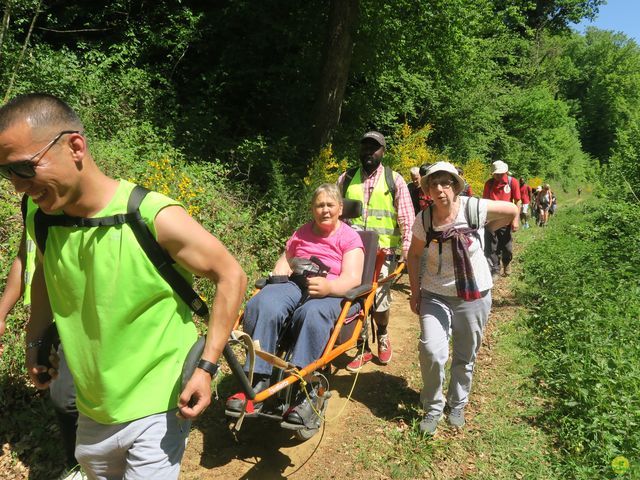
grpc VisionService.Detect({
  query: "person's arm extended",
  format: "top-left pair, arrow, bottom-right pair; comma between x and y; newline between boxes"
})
394,175 -> 415,259
307,248 -> 364,298
485,200 -> 519,232
0,231 -> 27,323
154,206 -> 247,419
24,260 -> 56,388
0,237 -> 26,354
407,235 -> 426,315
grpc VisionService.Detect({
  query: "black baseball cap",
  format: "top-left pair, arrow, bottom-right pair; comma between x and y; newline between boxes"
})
360,131 -> 386,147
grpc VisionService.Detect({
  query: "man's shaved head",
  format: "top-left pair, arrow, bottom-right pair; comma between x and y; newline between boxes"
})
0,93 -> 83,135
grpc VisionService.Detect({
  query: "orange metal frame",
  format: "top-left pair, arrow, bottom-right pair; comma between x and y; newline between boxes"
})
231,252 -> 405,404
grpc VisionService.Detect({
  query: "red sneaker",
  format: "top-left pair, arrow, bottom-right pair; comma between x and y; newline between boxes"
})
346,351 -> 374,372
377,333 -> 392,364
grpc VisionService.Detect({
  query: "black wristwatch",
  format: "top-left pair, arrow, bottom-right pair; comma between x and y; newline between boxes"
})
197,359 -> 220,378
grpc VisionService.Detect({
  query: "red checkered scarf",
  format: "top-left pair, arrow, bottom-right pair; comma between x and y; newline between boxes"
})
427,226 -> 481,301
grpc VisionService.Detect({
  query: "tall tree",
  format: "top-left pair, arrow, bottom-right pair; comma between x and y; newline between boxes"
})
310,0 -> 359,150
0,0 -> 12,65
3,0 -> 42,102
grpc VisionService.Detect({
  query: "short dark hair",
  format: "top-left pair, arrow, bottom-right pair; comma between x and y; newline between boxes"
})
419,163 -> 432,176
0,93 -> 83,134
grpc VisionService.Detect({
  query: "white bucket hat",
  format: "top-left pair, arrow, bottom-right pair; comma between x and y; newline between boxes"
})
492,160 -> 509,174
423,161 -> 465,195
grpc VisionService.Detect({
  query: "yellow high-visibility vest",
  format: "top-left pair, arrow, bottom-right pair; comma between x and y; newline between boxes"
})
345,167 -> 400,248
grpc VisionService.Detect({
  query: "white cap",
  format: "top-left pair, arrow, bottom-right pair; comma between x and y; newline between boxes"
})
492,160 -> 509,174
423,161 -> 465,195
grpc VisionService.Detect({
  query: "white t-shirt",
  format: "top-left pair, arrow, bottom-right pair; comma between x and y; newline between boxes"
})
412,196 -> 493,296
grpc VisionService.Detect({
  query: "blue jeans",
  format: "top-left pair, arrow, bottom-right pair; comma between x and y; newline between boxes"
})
243,281 -> 360,375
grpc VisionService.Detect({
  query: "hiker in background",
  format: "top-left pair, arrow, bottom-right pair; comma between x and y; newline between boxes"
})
578,187 -> 582,196
0,93 -> 247,479
0,197 -> 81,480
456,167 -> 473,197
418,163 -> 434,210
531,185 -> 542,225
406,162 -> 518,435
536,184 -> 553,226
338,131 -> 414,371
482,161 -> 521,277
0,196 -> 36,357
519,177 -> 532,229
408,166 -> 422,215
549,190 -> 557,217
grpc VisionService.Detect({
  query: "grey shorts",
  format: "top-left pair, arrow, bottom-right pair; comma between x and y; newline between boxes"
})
75,410 -> 191,480
374,257 -> 394,312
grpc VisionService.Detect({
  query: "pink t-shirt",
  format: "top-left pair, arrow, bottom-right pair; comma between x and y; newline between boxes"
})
286,221 -> 364,279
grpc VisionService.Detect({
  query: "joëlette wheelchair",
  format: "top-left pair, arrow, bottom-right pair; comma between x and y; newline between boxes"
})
223,199 -> 404,441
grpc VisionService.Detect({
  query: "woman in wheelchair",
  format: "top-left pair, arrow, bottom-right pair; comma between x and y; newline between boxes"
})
226,183 -> 364,425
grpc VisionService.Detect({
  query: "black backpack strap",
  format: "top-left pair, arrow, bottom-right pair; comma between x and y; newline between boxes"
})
33,209 -> 50,254
341,166 -> 358,197
20,194 -> 28,224
126,186 -> 209,318
33,208 -> 134,253
32,185 -> 208,318
384,166 -> 397,203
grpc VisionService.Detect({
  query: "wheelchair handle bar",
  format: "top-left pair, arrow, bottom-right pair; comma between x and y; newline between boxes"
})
222,343 -> 256,400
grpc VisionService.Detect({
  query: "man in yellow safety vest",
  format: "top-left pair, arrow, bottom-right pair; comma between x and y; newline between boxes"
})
338,131 -> 414,371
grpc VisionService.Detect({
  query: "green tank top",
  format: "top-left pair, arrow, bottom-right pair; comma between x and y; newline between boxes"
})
27,180 -> 198,424
23,197 -> 37,306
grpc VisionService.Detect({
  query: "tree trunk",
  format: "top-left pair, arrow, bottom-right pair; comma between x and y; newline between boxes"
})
0,0 -> 12,66
310,0 -> 359,150
4,0 -> 42,102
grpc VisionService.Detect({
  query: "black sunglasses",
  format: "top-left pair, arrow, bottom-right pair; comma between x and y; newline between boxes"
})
0,130 -> 81,180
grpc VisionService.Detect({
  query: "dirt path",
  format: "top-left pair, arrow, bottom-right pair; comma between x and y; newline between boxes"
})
180,272 -> 516,480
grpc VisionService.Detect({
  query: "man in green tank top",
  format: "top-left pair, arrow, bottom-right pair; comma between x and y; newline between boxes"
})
0,94 -> 247,479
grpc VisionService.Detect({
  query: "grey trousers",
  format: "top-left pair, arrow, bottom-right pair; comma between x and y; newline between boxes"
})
418,290 -> 492,416
75,410 -> 190,480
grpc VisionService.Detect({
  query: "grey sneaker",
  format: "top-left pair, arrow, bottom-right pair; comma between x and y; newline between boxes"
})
419,413 -> 441,435
448,407 -> 465,428
57,466 -> 88,480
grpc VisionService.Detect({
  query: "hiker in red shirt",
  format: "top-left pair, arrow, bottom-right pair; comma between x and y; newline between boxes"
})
482,161 -> 521,277
519,177 -> 532,229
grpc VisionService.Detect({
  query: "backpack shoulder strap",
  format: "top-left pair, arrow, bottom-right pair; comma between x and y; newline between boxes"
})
20,194 -> 28,224
463,196 -> 483,249
384,166 -> 397,204
126,185 -> 209,317
464,196 -> 480,229
32,185 -> 208,318
341,167 -> 358,197
33,209 -> 49,254
422,205 -> 435,242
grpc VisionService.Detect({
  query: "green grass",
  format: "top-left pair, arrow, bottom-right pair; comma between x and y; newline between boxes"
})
517,197 -> 640,479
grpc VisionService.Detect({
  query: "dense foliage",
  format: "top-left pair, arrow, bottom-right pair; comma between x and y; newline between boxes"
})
519,201 -> 640,478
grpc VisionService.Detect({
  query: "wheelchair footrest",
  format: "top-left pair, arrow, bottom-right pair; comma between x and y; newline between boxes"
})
225,409 -> 260,419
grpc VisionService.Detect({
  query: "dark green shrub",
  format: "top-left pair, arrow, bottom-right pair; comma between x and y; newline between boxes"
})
518,200 -> 640,478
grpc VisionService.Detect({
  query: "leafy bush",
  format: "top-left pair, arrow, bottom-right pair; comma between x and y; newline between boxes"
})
386,123 -> 439,178
518,200 -> 640,478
